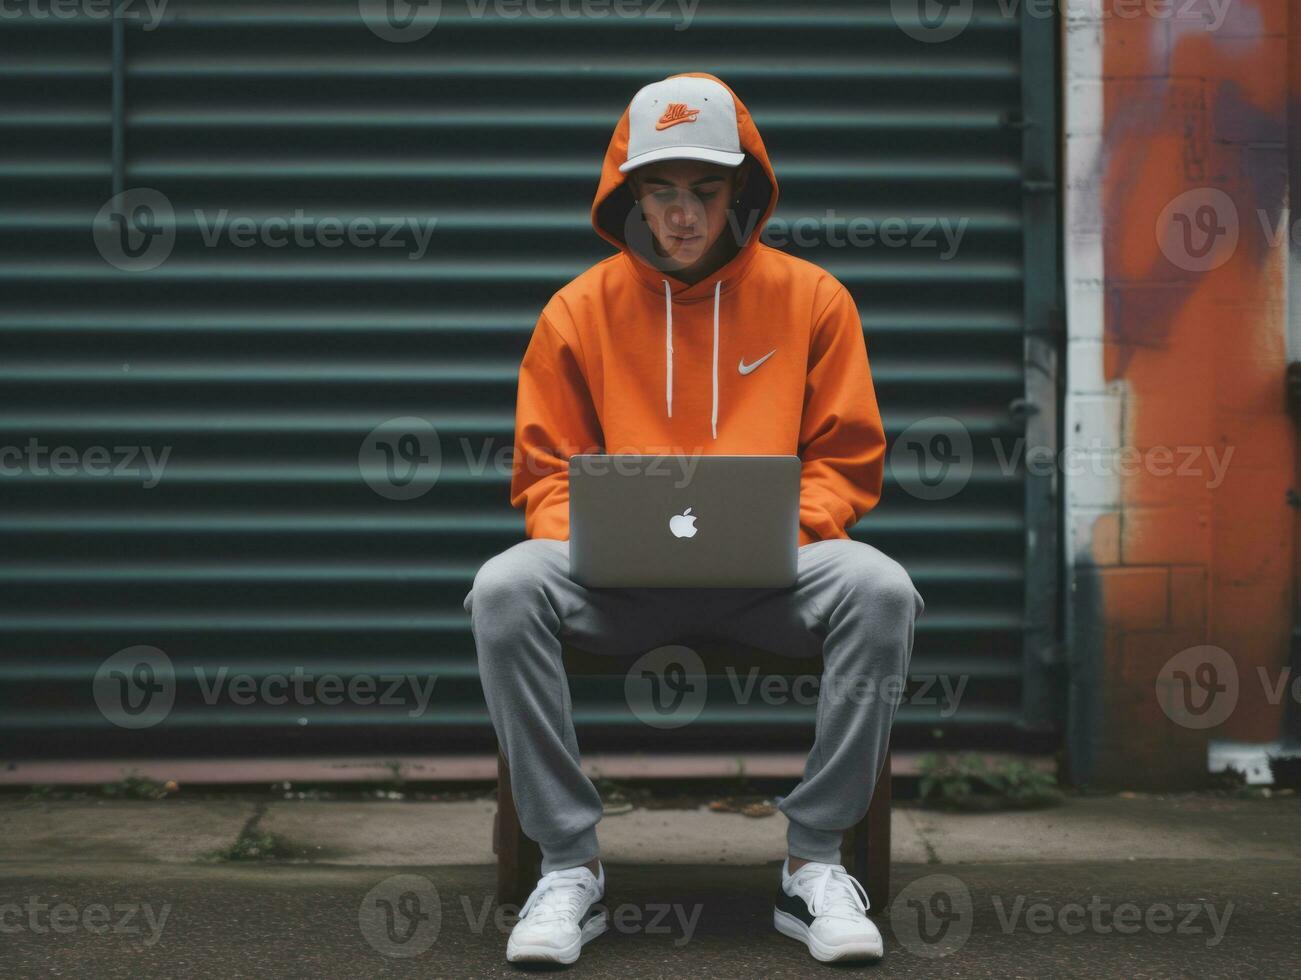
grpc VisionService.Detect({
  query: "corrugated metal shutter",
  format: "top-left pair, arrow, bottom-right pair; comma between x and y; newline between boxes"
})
1,0 -> 1061,758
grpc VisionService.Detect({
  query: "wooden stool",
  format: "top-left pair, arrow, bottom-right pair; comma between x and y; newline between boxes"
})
492,641 -> 894,916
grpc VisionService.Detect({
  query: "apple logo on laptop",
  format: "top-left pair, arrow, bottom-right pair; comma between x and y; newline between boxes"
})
669,507 -> 698,539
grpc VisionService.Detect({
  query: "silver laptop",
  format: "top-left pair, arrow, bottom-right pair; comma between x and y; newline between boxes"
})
569,454 -> 800,588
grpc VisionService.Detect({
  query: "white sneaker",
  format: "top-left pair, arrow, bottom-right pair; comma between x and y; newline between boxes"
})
773,858 -> 884,963
506,863 -> 608,964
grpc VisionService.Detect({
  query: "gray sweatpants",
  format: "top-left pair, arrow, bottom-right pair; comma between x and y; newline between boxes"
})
463,537 -> 924,874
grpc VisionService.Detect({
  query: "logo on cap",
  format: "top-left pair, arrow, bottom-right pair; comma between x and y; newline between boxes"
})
656,103 -> 701,130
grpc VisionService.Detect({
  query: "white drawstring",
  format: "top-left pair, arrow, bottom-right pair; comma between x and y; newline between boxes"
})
661,277 -> 723,440
711,279 -> 721,439
663,279 -> 673,419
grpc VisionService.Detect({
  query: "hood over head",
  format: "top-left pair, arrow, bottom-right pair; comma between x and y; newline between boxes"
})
591,72 -> 779,297
588,73 -> 780,439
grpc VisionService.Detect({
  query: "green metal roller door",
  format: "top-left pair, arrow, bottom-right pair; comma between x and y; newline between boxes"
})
0,1 -> 1062,758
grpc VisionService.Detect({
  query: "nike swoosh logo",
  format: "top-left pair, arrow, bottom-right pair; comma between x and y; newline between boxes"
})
738,349 -> 776,375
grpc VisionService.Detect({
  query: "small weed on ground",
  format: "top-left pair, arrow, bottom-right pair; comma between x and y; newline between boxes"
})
918,753 -> 1063,811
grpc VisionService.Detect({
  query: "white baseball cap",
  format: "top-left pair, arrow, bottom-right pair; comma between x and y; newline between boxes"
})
618,75 -> 747,174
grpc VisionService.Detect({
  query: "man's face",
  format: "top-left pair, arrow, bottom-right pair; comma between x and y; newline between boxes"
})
628,159 -> 742,270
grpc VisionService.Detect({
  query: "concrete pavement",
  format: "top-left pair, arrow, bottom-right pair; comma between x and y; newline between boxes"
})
1,790 -> 1297,977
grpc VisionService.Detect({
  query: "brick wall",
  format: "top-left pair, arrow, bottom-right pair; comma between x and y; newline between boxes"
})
1064,0 -> 1295,789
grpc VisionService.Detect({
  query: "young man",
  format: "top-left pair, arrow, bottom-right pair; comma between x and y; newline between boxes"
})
464,73 -> 924,965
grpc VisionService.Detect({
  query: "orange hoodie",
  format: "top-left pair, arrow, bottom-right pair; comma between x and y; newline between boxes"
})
510,72 -> 886,547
